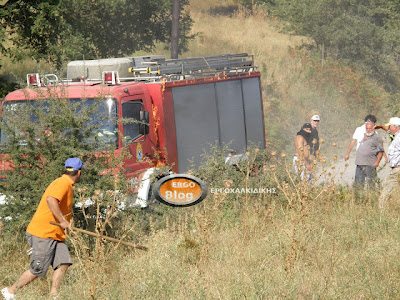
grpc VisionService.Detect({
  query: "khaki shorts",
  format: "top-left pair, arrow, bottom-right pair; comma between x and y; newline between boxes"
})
26,233 -> 72,277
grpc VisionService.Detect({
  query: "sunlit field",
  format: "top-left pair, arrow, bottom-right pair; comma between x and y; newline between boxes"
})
1,0 -> 398,299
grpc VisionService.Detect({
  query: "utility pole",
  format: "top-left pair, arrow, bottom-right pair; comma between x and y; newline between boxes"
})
171,0 -> 180,59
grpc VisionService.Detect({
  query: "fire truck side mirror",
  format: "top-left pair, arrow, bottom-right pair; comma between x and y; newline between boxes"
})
139,111 -> 149,135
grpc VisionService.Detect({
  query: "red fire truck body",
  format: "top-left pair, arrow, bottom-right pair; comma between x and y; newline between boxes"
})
1,54 -> 266,207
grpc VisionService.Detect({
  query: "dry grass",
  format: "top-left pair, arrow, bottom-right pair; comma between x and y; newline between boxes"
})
66,193 -> 400,299
2,148 -> 400,299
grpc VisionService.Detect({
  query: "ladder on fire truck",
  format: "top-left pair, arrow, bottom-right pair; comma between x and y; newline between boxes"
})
128,53 -> 255,81
57,53 -> 258,84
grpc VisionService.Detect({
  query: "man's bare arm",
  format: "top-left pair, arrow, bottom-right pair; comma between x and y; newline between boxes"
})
46,196 -> 69,229
295,136 -> 311,169
373,151 -> 384,168
374,124 -> 389,131
344,139 -> 356,161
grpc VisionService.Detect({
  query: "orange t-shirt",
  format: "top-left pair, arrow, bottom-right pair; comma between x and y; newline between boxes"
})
26,175 -> 74,241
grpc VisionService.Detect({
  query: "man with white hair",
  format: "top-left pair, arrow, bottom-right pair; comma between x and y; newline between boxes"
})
345,114 -> 377,161
354,122 -> 384,189
379,117 -> 400,208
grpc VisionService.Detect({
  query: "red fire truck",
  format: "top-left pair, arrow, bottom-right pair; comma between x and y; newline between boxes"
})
1,53 -> 265,207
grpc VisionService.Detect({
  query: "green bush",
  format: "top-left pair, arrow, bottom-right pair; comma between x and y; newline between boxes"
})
0,93 -> 126,231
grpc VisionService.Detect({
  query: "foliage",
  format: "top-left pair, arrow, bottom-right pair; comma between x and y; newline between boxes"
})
0,91 -> 127,230
0,73 -> 20,98
0,0 -> 194,68
0,25 -> 4,53
240,0 -> 400,92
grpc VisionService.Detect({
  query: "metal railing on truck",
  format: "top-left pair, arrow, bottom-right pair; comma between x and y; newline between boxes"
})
65,53 -> 257,84
142,53 -> 255,77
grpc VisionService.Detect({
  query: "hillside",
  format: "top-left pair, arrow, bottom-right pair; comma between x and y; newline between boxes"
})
186,0 -> 390,158
185,0 -> 394,185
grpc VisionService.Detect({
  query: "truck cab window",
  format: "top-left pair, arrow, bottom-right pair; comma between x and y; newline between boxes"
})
122,101 -> 144,143
0,98 -> 119,150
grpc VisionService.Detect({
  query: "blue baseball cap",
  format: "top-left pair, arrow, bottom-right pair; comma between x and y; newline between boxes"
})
64,157 -> 84,171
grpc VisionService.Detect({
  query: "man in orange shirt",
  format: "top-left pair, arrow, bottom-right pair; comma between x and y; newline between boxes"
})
2,157 -> 84,300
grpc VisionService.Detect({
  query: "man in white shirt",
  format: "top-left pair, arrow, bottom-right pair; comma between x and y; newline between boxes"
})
379,117 -> 400,208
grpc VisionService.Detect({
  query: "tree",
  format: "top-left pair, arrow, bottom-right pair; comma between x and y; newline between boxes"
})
249,0 -> 400,90
171,0 -> 180,59
0,73 -> 20,98
0,0 -> 194,68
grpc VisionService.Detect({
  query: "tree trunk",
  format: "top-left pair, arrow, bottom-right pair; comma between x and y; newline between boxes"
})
171,0 -> 180,59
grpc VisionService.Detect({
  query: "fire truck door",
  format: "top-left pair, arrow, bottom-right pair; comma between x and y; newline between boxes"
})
121,98 -> 151,177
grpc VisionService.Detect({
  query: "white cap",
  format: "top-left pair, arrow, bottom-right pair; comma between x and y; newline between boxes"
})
311,115 -> 320,121
388,117 -> 400,126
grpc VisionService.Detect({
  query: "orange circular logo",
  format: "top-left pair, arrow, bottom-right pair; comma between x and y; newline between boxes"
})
154,174 -> 207,207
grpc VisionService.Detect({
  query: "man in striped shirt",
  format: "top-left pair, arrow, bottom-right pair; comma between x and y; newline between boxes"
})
379,117 -> 400,208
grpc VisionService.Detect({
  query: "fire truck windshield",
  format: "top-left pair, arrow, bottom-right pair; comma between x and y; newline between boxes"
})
0,98 -> 118,149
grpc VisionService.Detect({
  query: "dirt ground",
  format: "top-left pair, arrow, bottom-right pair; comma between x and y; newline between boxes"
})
318,141 -> 391,186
